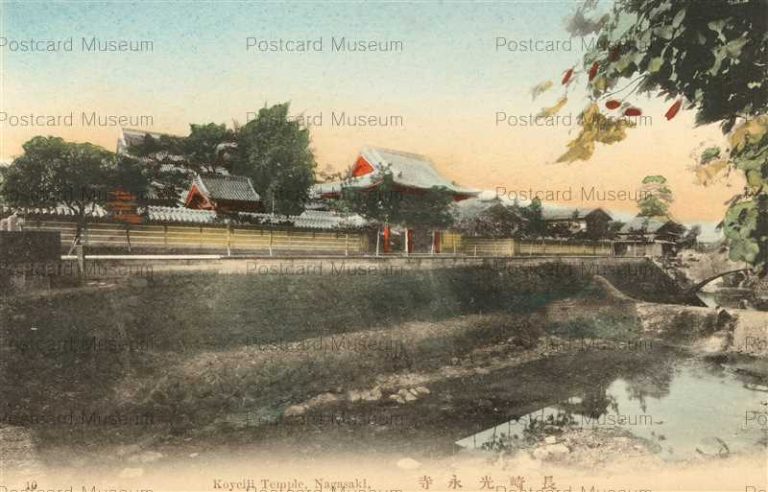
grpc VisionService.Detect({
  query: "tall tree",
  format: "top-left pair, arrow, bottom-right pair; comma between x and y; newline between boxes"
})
126,123 -> 237,204
128,123 -> 236,175
536,0 -> 767,271
0,136 -> 148,243
519,197 -> 547,238
233,103 -> 317,215
333,170 -> 456,230
127,108 -> 317,215
637,175 -> 673,217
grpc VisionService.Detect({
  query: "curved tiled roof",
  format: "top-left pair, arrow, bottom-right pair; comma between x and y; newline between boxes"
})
237,210 -> 367,230
143,207 -> 365,230
312,146 -> 479,198
1,204 -> 109,218
365,147 -> 477,195
194,174 -> 261,203
145,206 -> 219,224
6,204 -> 364,230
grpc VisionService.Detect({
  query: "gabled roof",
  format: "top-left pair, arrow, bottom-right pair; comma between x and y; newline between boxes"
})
366,147 -> 477,194
192,174 -> 260,203
118,128 -> 181,153
313,146 -> 479,197
620,216 -> 681,234
453,196 -> 526,222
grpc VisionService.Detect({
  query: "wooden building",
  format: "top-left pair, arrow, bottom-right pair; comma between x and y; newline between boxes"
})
615,215 -> 686,256
312,147 -> 478,253
542,207 -> 613,239
185,174 -> 262,213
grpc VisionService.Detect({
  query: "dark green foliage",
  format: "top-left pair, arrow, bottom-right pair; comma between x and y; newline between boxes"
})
127,103 -> 317,216
334,171 -> 456,229
637,175 -> 673,217
563,0 -> 768,271
0,136 -> 148,237
519,197 -> 547,238
455,201 -> 523,237
233,104 -> 317,215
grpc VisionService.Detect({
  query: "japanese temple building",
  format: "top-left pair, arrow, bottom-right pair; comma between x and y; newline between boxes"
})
313,147 -> 478,201
312,147 -> 479,253
185,173 -> 262,213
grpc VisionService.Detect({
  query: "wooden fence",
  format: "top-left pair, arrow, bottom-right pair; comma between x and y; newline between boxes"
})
22,219 -> 369,255
19,219 -> 663,258
440,233 -> 615,256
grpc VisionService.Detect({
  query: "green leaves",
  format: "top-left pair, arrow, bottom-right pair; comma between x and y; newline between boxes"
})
537,97 -> 568,118
637,175 -> 673,218
549,0 -> 768,271
672,8 -> 686,29
234,103 -> 317,216
336,170 -> 455,229
723,199 -> 760,264
531,80 -> 554,100
0,136 -> 148,221
556,104 -> 634,163
648,56 -> 664,73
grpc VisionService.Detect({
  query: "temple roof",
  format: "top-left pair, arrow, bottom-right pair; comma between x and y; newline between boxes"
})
118,127 -> 181,154
192,174 -> 261,203
313,147 -> 479,198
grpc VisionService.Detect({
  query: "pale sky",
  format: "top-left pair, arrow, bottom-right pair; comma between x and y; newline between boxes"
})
0,1 -> 741,232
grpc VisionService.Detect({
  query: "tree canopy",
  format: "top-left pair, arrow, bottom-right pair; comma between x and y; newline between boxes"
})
232,103 -> 317,216
332,170 -> 456,230
637,174 -> 673,217
128,103 -> 317,216
539,0 -> 768,271
455,200 -> 524,237
0,136 -> 147,235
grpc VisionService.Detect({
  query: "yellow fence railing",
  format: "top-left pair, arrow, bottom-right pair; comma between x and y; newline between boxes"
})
441,234 -> 615,257
22,219 -> 654,257
23,220 -> 369,255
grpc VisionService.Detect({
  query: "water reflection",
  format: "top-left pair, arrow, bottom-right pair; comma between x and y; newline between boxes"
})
457,357 -> 767,461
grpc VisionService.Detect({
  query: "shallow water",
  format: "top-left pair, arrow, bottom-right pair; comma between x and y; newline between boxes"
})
457,357 -> 768,461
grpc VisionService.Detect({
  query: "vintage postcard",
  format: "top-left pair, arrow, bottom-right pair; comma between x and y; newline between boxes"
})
0,1 -> 767,492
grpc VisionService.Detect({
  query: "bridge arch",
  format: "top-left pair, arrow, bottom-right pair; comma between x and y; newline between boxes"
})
685,268 -> 750,295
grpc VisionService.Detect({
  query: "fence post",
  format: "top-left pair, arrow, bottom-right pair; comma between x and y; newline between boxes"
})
474,245 -> 477,257
269,229 -> 273,257
164,225 -> 168,249
431,231 -> 435,256
345,233 -> 349,257
76,244 -> 85,278
126,226 -> 132,253
226,222 -> 232,257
